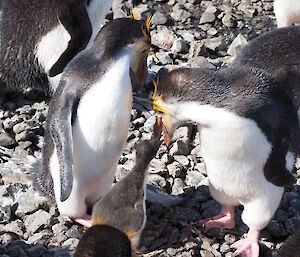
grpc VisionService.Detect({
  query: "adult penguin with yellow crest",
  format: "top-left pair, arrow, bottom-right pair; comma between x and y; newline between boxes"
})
152,67 -> 300,257
30,15 -> 153,227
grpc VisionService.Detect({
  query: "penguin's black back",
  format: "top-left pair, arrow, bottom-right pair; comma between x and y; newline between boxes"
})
158,67 -> 300,186
0,0 -> 62,92
74,225 -> 132,257
233,26 -> 300,108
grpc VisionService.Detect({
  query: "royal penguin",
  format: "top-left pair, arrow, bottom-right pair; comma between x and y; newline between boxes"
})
91,119 -> 162,249
30,17 -> 152,226
0,0 -> 114,94
74,224 -> 132,257
233,26 -> 300,115
274,0 -> 300,27
153,67 -> 300,257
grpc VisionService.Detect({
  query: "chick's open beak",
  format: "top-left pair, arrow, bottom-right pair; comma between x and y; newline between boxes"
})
161,116 -> 173,147
154,115 -> 172,147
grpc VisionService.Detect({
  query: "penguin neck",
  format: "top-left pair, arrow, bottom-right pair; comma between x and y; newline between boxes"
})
165,101 -> 241,128
86,0 -> 113,47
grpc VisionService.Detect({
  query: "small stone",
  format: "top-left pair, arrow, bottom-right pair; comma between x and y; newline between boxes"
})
12,122 -> 31,134
171,39 -> 190,54
199,5 -> 217,24
167,162 -> 183,178
200,250 -> 214,257
224,234 -> 236,244
173,155 -> 189,167
189,56 -> 215,69
144,116 -> 157,133
0,130 -> 16,147
185,170 -> 205,187
62,238 -> 79,250
65,225 -> 82,239
152,11 -> 169,25
0,220 -> 24,237
203,37 -> 224,52
27,231 -> 51,245
227,33 -> 248,56
172,178 -> 185,195
24,210 -> 52,234
15,130 -> 36,142
15,190 -> 48,217
147,174 -> 167,188
0,206 -> 11,224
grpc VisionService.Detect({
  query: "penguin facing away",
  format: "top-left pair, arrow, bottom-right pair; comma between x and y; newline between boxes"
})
91,118 -> 162,249
30,17 -> 152,226
153,67 -> 299,257
233,26 -> 300,114
0,0 -> 113,94
274,0 -> 300,27
74,224 -> 132,257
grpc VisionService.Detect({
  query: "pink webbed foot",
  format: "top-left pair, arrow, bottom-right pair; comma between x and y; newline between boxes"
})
74,214 -> 92,228
231,229 -> 260,257
199,205 -> 235,230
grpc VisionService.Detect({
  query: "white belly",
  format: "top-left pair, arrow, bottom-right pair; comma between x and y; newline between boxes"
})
72,55 -> 132,203
274,0 -> 300,27
50,55 -> 132,217
193,108 -> 274,202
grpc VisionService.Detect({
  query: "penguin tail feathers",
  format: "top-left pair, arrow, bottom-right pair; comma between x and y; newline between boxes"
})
27,158 -> 55,202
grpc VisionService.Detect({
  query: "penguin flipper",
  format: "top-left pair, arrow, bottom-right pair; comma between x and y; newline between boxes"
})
49,3 -> 92,77
50,93 -> 78,202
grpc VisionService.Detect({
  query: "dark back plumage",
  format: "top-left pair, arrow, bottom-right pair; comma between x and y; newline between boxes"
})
158,67 -> 300,187
233,26 -> 300,109
74,225 -> 132,257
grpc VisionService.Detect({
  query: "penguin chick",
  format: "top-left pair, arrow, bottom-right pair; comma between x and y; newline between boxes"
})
91,119 -> 162,249
275,229 -> 300,257
74,224 -> 132,257
30,17 -> 152,226
153,67 -> 300,257
274,0 -> 300,27
0,0 -> 113,94
233,26 -> 300,113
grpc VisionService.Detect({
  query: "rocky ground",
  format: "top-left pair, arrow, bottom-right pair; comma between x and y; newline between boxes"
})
0,0 -> 300,256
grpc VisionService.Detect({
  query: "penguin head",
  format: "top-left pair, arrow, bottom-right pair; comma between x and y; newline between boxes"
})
74,224 -> 132,257
134,119 -> 162,169
152,69 -> 195,146
95,17 -> 152,86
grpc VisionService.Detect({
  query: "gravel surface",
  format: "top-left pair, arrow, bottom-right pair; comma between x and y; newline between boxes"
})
0,0 -> 300,256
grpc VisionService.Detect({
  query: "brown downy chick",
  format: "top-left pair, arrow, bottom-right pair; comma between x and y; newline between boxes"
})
90,117 -> 162,249
74,224 -> 132,257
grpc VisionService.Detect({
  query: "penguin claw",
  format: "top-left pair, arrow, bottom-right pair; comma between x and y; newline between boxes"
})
74,215 -> 92,228
198,205 -> 235,230
231,230 -> 260,257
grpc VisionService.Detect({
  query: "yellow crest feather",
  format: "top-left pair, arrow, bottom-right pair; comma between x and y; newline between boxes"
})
130,8 -> 139,20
